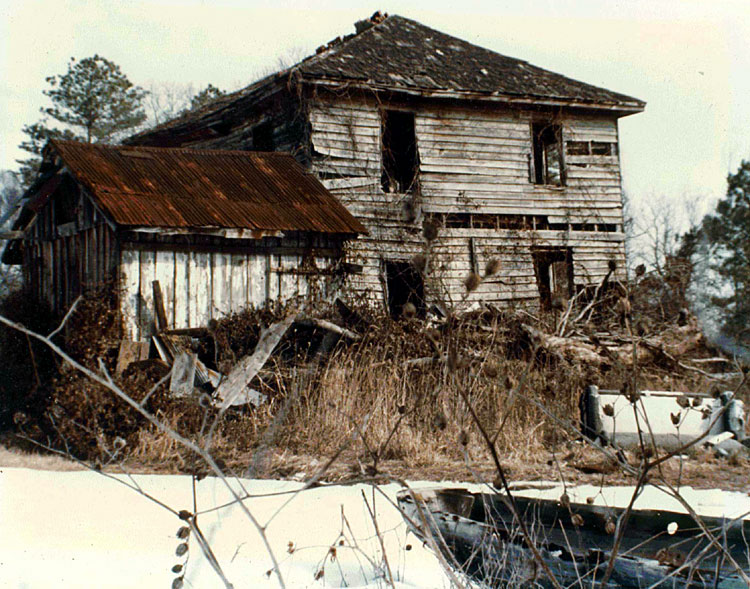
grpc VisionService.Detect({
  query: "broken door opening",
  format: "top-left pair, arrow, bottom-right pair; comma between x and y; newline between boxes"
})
532,248 -> 573,310
381,110 -> 419,193
384,260 -> 425,318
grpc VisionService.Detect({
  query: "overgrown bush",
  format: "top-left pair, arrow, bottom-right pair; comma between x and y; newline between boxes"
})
0,288 -> 56,429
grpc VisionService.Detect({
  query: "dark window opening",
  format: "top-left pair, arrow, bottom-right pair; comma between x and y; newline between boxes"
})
208,119 -> 233,137
566,141 -> 590,155
253,121 -> 274,151
532,248 -> 574,310
54,183 -> 78,226
531,122 -> 564,186
381,110 -> 419,193
384,260 -> 425,318
439,213 -> 548,230
591,141 -> 614,156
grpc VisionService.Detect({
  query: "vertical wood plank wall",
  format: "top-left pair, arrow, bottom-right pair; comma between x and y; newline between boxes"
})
119,234 -> 341,341
309,94 -> 627,308
23,181 -> 118,314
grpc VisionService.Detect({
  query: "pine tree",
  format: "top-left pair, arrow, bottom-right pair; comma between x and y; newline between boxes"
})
17,55 -> 147,186
700,160 -> 750,346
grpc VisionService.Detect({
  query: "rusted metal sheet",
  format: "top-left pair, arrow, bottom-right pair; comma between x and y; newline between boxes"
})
47,140 -> 367,235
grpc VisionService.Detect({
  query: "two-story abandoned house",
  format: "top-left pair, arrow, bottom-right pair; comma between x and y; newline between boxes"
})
6,12 -> 645,332
130,13 -> 644,317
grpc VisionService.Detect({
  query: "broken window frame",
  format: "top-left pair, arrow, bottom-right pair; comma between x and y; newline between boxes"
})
531,122 -> 565,187
383,259 -> 425,318
532,247 -> 574,310
381,109 -> 420,194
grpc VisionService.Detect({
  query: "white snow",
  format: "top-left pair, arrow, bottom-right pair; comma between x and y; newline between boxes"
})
0,467 -> 452,589
2,468 -> 749,588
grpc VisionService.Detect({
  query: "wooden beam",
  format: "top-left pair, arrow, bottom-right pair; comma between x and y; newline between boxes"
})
152,280 -> 169,332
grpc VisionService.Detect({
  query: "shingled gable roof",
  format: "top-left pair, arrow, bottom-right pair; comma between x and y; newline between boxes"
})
41,140 -> 367,234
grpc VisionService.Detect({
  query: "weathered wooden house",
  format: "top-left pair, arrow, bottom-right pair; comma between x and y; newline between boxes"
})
129,13 -> 645,316
2,140 -> 365,339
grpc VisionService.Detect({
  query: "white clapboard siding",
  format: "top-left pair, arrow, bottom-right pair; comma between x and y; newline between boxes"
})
308,95 -> 626,308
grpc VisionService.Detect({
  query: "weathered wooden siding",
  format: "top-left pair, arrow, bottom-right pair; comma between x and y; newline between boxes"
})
23,176 -> 118,314
142,84 -> 311,166
309,93 -> 627,309
119,232 -> 345,340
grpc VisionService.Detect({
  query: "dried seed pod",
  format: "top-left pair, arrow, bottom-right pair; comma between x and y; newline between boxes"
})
178,510 -> 192,521
464,272 -> 481,292
287,541 -> 295,554
483,363 -> 498,378
485,258 -> 502,276
571,513 -> 584,527
402,302 -> 417,319
701,407 -> 711,420
559,493 -> 570,508
172,577 -> 184,589
314,569 -> 325,580
458,430 -> 469,446
676,395 -> 691,409
603,404 -> 615,417
670,412 -> 681,426
605,519 -> 616,535
171,564 -> 183,574
691,396 -> 703,408
423,218 -> 440,241
176,526 -> 190,539
405,544 -> 412,551
397,404 -> 406,415
635,263 -> 646,277
175,543 -> 188,557
586,496 -> 595,505
411,253 -> 427,273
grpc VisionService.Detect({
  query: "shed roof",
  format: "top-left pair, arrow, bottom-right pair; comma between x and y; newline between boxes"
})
48,140 -> 366,234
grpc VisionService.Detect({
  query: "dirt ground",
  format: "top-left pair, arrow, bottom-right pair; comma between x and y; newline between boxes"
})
4,443 -> 747,496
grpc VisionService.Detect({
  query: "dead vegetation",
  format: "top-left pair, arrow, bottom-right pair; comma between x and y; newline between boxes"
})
2,275 -> 746,488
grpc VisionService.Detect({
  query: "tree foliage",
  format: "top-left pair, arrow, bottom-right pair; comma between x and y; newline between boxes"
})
700,160 -> 750,345
17,55 -> 147,187
42,55 -> 147,142
189,83 -> 225,110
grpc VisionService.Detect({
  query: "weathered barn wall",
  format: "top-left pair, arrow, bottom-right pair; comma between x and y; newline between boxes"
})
119,232 -> 345,340
23,176 -> 118,313
309,92 -> 626,309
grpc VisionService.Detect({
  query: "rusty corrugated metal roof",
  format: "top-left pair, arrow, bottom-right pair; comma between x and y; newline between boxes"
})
49,140 -> 366,235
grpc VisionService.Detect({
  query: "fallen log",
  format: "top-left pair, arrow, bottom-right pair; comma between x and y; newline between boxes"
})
294,317 -> 360,341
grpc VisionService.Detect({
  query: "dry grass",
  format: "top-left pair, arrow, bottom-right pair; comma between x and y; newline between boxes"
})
0,445 -> 83,471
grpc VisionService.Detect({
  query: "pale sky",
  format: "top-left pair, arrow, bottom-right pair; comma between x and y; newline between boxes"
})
1,0 -> 749,220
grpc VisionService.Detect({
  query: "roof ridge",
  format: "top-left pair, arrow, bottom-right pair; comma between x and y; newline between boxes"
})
53,139 -> 296,159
